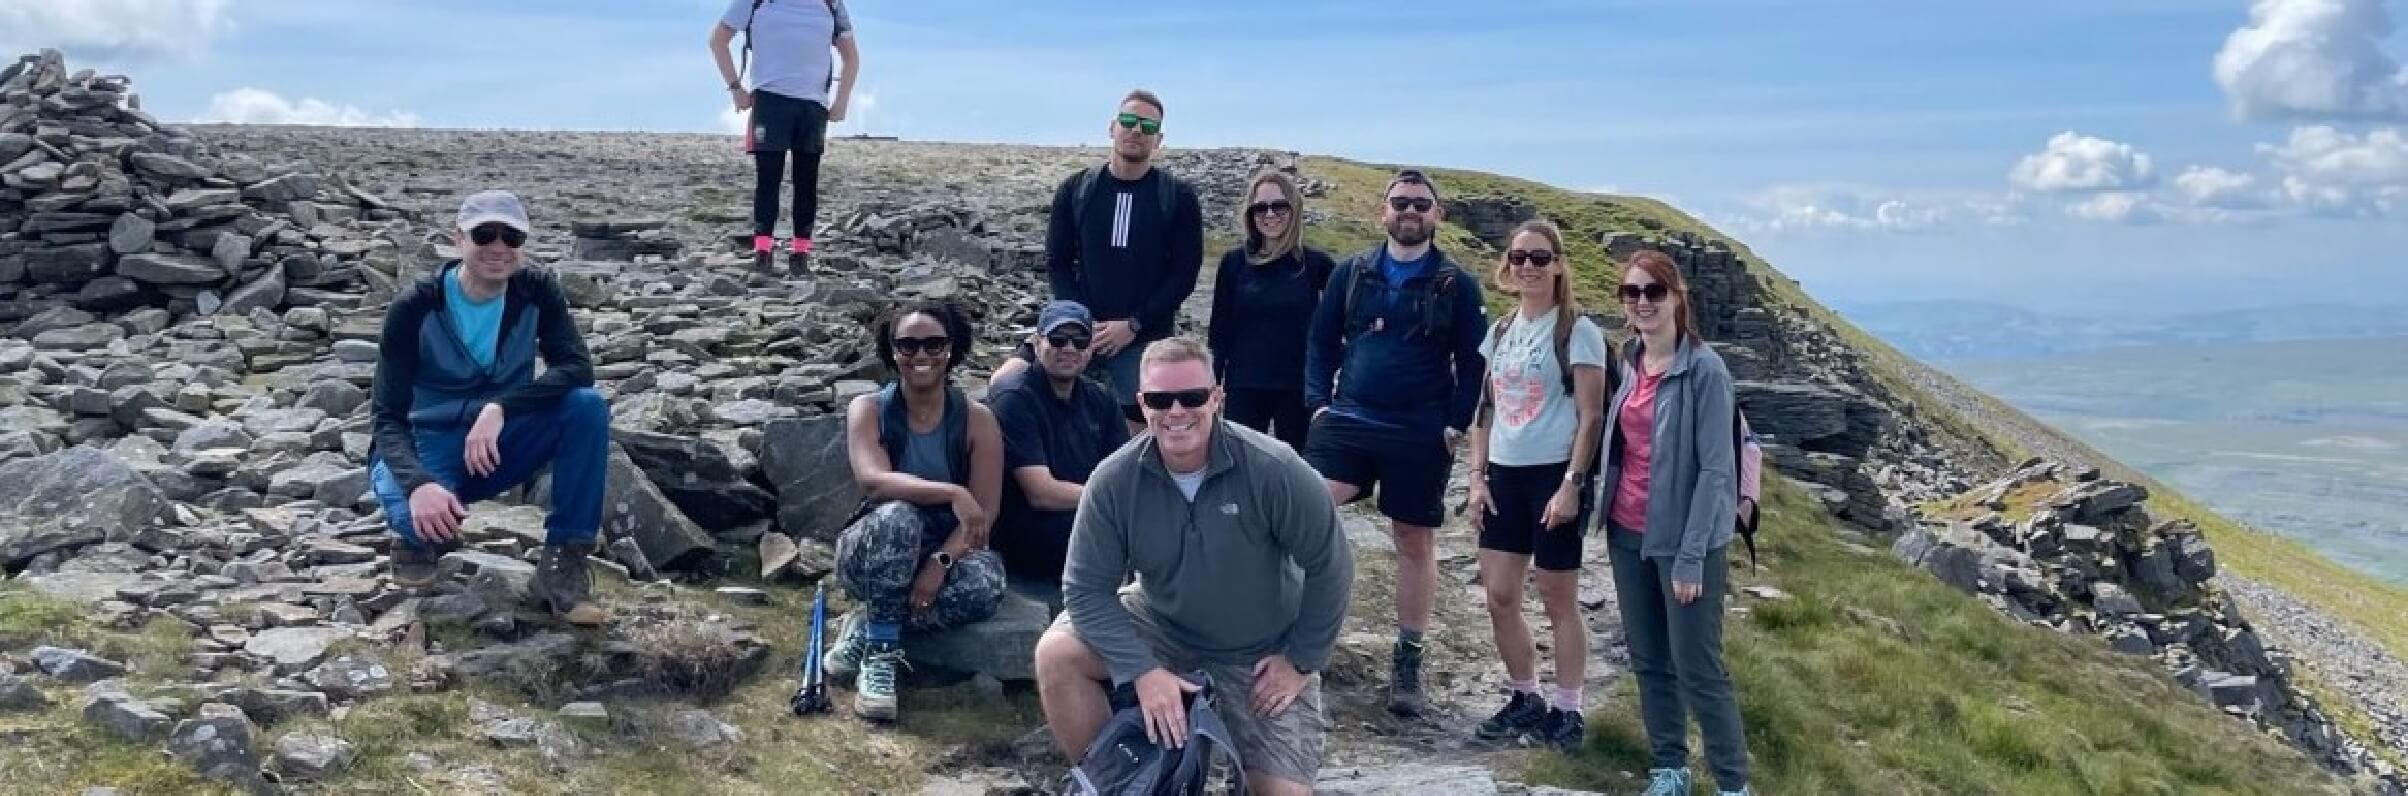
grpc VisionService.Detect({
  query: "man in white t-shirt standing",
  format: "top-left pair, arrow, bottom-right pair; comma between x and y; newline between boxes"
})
1461,220 -> 1610,750
709,0 -> 861,273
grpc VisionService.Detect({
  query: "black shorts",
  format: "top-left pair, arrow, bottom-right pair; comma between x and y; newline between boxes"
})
1303,412 -> 1451,528
1477,460 -> 1589,572
745,90 -> 828,155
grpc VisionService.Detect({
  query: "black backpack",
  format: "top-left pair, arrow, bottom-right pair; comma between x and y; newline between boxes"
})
1060,673 -> 1247,796
1068,164 -> 1180,236
1335,257 -> 1463,344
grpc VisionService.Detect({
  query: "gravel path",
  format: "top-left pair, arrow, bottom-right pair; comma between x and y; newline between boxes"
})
1882,347 -> 2408,762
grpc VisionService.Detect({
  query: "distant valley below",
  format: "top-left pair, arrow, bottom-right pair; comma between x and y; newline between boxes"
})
1933,334 -> 2408,585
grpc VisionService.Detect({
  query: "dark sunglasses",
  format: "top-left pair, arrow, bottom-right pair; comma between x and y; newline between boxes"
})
892,335 -> 951,356
1115,112 -> 1162,135
1044,332 -> 1092,351
1139,388 -> 1212,411
1387,196 -> 1434,213
468,223 -> 527,248
1619,283 -> 1672,303
1248,200 -> 1293,217
1507,249 -> 1557,268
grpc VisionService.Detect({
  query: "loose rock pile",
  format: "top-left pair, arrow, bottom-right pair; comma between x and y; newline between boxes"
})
1897,460 -> 2404,793
1,50 -> 408,323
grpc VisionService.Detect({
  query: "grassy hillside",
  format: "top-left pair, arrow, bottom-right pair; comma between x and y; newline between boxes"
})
1288,153 -> 2408,673
1524,479 -> 2343,795
1283,154 -> 2386,789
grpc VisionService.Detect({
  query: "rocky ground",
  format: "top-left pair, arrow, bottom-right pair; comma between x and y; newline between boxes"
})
1883,334 -> 2408,772
3,46 -> 2401,793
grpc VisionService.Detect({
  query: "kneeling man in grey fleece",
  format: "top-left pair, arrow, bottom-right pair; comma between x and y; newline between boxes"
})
1034,336 -> 1354,796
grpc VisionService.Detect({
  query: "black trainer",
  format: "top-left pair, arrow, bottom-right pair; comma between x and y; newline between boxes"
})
1474,690 -> 1548,741
1537,706 -> 1587,752
1387,637 -> 1426,717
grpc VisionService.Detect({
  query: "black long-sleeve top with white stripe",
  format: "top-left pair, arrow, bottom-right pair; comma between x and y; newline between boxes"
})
1042,165 -> 1204,341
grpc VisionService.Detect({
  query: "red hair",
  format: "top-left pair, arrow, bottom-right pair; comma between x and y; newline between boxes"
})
1622,250 -> 1700,342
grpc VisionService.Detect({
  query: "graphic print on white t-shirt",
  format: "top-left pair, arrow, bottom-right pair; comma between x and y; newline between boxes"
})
1111,191 -> 1133,248
1492,317 -> 1553,430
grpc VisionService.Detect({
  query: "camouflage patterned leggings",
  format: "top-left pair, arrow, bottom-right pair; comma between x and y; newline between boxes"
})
835,501 -> 1005,631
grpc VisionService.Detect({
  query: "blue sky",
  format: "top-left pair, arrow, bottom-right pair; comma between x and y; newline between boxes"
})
8,0 -> 2406,314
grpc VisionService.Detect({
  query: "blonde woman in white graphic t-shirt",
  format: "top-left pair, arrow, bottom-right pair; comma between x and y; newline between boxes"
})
1463,219 -> 1610,750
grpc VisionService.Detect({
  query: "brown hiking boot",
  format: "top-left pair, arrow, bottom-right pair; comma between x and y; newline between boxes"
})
532,544 -> 606,626
388,539 -> 459,589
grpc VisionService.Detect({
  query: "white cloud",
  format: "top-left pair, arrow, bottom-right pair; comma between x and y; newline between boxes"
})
1736,185 -> 1951,233
2009,132 -> 2157,193
197,88 -> 421,128
833,90 -> 879,135
718,106 -> 747,136
2064,191 -> 2161,224
0,0 -> 231,60
2258,125 -> 2408,215
2173,166 -> 2268,209
2213,0 -> 2408,121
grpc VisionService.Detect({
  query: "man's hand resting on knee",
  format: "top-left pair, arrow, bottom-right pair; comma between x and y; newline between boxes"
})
1136,668 -> 1202,749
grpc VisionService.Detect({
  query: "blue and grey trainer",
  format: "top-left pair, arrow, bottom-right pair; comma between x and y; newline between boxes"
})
822,609 -> 866,683
1642,768 -> 1692,796
854,642 -> 905,722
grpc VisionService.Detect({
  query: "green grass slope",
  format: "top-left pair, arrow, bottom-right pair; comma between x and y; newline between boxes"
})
1523,479 -> 2344,795
1290,153 -> 2408,671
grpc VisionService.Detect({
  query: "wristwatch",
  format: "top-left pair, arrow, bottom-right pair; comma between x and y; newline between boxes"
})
1564,470 -> 1589,486
930,550 -> 956,570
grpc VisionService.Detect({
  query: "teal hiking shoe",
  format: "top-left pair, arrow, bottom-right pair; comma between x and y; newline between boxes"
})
1642,768 -> 1692,796
854,641 -> 905,722
822,609 -> 865,683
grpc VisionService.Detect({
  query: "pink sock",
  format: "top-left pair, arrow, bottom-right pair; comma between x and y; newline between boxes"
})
1505,678 -> 1537,695
1551,685 -> 1584,712
752,234 -> 774,253
791,237 -> 813,254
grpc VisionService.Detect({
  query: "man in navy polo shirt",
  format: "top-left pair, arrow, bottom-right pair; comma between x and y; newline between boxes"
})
989,300 -> 1133,582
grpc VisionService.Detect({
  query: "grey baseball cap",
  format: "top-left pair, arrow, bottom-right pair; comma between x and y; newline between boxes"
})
456,189 -> 531,233
1037,300 -> 1094,335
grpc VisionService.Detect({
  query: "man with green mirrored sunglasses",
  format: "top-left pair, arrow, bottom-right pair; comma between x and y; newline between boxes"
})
1001,89 -> 1204,431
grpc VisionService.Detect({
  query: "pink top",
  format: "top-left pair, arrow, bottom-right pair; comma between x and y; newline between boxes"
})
1608,366 -> 1664,532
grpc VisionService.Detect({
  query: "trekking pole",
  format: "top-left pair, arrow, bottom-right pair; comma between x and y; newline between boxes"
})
791,581 -> 832,715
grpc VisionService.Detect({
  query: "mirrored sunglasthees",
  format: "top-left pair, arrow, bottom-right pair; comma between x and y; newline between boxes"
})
1139,389 -> 1211,411
470,223 -> 527,248
1115,112 -> 1161,135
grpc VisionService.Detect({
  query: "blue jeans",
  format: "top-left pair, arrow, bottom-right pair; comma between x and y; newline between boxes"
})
370,388 -> 610,550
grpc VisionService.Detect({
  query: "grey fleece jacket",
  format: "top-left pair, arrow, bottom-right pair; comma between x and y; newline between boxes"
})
1063,419 -> 1355,686
1589,334 -> 1739,585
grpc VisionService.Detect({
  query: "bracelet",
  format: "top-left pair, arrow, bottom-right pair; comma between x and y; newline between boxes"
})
726,80 -> 743,91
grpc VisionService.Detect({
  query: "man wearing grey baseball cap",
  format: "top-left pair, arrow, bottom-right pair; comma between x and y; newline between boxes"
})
365,189 -> 612,626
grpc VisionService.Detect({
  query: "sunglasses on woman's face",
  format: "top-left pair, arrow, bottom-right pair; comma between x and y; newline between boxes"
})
1507,249 -> 1556,268
1139,388 -> 1212,411
892,335 -> 950,357
1115,112 -> 1162,135
1619,282 -> 1672,303
469,223 -> 527,248
1249,200 -> 1293,217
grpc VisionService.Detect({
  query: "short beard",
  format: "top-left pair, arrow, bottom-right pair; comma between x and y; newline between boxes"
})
1385,217 -> 1431,247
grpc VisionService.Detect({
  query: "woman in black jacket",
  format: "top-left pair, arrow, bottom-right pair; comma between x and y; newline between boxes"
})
1206,171 -> 1335,450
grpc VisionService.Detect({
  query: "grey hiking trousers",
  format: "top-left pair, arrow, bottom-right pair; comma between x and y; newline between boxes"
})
1607,526 -> 1750,791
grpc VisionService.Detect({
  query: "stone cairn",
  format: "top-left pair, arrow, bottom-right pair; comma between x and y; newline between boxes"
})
2,49 -> 407,324
1896,460 -> 2404,793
